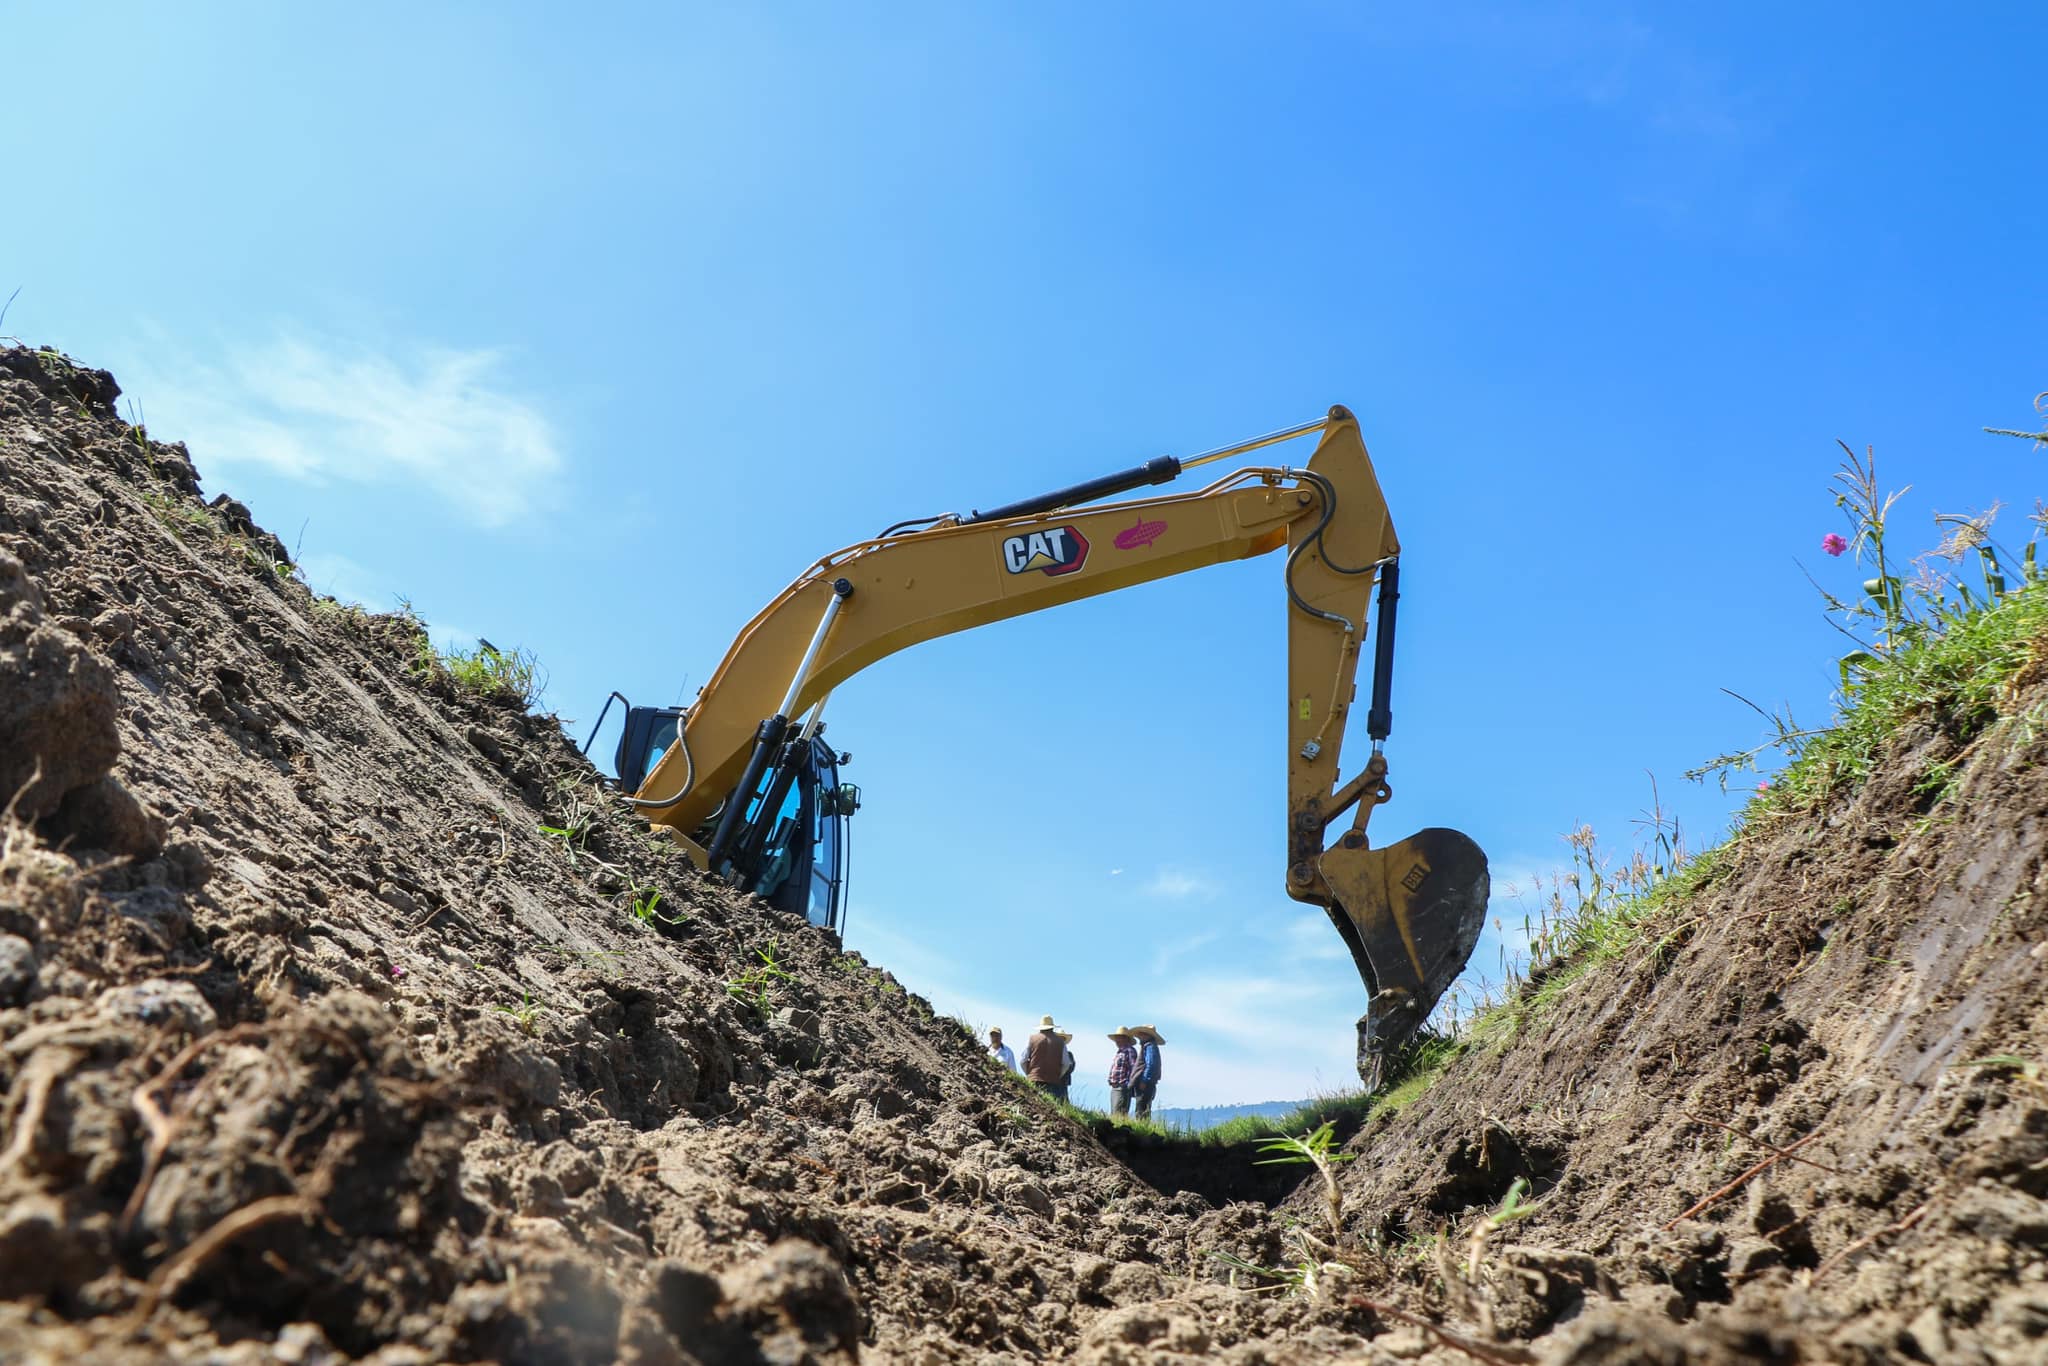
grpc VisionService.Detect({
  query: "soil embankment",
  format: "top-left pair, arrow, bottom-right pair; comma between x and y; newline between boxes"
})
1314,692 -> 2048,1362
1,343 -> 2043,1363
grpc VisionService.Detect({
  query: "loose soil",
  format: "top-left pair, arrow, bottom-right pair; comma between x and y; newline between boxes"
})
1,343 -> 2043,1363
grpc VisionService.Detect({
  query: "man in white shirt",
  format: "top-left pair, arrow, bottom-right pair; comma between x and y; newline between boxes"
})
988,1027 -> 1017,1073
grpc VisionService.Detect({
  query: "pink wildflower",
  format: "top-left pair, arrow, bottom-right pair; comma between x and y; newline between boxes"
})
1821,533 -> 1847,557
390,964 -> 406,978
1755,781 -> 1770,793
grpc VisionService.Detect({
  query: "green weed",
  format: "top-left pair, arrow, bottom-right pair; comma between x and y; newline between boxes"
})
1200,1122 -> 1367,1299
139,490 -> 218,540
1465,1175 -> 1542,1279
236,538 -> 297,580
627,885 -> 686,928
1207,1248 -> 1305,1295
493,990 -> 545,1035
309,596 -> 368,628
390,593 -> 543,709
1258,1120 -> 1356,1262
538,820 -> 587,864
726,940 -> 794,1018
1954,1053 -> 2045,1086
1692,437 -> 2047,808
538,780 -> 599,865
441,640 -> 544,707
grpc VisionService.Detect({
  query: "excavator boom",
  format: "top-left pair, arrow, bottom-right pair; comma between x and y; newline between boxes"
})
621,407 -> 1488,1086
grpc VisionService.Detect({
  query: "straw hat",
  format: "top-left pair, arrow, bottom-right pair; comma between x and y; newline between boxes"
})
1107,1029 -> 1136,1044
1038,1014 -> 1057,1028
1125,1024 -> 1167,1044
1055,1030 -> 1073,1042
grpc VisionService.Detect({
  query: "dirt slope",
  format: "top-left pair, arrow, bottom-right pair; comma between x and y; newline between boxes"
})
1,342 -> 2043,1364
1304,657 -> 2048,1360
0,345 -> 1269,1364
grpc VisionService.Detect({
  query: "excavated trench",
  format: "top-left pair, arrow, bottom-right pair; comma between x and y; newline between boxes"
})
2,342 -> 2045,1364
1090,1117 -> 1360,1210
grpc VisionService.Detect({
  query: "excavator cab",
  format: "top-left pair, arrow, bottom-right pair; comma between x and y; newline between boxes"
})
615,705 -> 682,795
584,697 -> 858,932
728,731 -> 858,930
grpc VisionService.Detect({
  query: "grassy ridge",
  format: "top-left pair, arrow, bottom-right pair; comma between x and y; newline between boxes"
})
1386,448 -> 2046,1117
1467,496 -> 2046,1054
1759,579 -> 2047,817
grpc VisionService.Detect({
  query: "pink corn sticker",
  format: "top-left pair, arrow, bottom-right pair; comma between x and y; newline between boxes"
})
1114,518 -> 1167,551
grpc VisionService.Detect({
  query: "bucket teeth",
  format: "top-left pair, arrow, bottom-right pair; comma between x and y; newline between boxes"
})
1318,827 -> 1490,1088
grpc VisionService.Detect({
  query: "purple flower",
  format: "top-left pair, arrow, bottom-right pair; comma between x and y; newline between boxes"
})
1822,533 -> 1848,557
390,964 -> 406,978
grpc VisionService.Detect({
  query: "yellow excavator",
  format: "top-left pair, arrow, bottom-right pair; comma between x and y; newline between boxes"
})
584,406 -> 1488,1085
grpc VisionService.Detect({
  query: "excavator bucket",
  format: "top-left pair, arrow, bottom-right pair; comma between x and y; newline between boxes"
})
1317,828 -> 1490,1090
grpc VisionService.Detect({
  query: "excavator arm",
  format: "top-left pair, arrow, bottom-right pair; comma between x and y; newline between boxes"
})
628,406 -> 1488,1085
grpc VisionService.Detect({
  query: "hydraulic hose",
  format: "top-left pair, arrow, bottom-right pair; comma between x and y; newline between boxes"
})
626,726 -> 696,811
1282,467 -> 1399,761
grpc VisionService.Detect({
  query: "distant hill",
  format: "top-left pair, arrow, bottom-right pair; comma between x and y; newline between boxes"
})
1151,1100 -> 1305,1132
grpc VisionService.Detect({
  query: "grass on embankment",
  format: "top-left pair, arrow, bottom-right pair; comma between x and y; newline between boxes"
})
1475,447 -> 2045,1041
1360,444 -> 2047,1119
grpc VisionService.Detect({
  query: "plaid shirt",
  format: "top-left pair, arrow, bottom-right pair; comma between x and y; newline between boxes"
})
1107,1044 -> 1138,1087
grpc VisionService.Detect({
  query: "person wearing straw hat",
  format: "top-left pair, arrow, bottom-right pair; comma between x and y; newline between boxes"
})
1127,1024 -> 1166,1120
1105,1029 -> 1139,1118
1054,1030 -> 1076,1102
1023,1015 -> 1066,1093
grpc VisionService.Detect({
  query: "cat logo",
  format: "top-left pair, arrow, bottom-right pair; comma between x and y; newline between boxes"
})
1001,525 -> 1089,577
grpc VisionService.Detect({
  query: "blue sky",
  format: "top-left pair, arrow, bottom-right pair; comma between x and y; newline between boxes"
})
6,3 -> 2042,1106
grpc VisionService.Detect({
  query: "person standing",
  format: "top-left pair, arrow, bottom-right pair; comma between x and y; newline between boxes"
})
988,1027 -> 1017,1073
1023,1015 -> 1066,1095
1055,1031 -> 1076,1103
1129,1024 -> 1165,1121
1106,1030 -> 1139,1117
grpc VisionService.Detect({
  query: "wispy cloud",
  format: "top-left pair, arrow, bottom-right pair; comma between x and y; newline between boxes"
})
1154,973 -> 1351,1061
1150,928 -> 1220,976
1276,911 -> 1351,964
126,332 -> 563,527
1143,867 -> 1219,900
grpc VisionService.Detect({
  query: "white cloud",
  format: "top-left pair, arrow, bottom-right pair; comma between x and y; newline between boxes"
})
1152,974 -> 1348,1058
1276,910 -> 1352,964
1146,974 -> 1367,1106
1143,867 -> 1219,900
1150,928 -> 1219,976
126,332 -> 563,527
